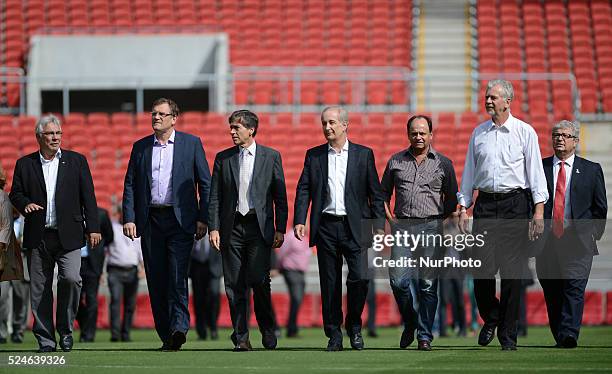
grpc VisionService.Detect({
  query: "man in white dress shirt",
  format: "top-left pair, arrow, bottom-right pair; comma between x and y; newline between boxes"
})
457,80 -> 548,351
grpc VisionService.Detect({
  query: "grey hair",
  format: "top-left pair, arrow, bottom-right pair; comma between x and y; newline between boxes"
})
553,120 -> 580,139
486,79 -> 514,101
321,106 -> 349,124
35,114 -> 62,136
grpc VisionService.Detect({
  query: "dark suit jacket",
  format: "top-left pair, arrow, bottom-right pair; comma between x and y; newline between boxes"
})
208,143 -> 288,248
122,131 -> 211,235
86,207 -> 114,277
294,142 -> 385,247
10,150 -> 100,251
542,155 -> 607,254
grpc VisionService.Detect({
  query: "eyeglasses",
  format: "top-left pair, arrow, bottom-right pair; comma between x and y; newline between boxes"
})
551,133 -> 576,140
41,131 -> 63,137
151,111 -> 174,119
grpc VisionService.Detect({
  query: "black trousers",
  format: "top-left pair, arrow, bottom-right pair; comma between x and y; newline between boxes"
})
315,215 -> 369,340
536,231 -> 593,344
107,265 -> 139,340
76,258 -> 100,341
222,213 -> 274,344
471,190 -> 531,347
189,259 -> 221,339
281,269 -> 305,335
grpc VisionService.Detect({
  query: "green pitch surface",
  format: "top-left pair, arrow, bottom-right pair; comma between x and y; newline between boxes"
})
1,327 -> 611,373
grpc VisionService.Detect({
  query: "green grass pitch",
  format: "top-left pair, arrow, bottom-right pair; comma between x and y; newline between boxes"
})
1,327 -> 611,373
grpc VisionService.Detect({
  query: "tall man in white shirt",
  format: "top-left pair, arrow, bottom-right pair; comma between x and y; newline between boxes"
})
10,115 -> 101,353
457,80 -> 548,351
294,106 -> 385,351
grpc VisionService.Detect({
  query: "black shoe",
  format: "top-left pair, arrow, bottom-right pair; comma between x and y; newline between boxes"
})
169,331 -> 186,351
367,330 -> 378,338
0,337 -> 6,344
110,337 -> 120,342
561,336 -> 577,349
399,328 -> 415,349
286,330 -> 298,338
349,333 -> 364,350
79,336 -> 94,343
121,336 -> 132,342
160,342 -> 175,351
418,340 -> 432,351
262,331 -> 278,350
10,333 -> 23,343
210,330 -> 219,340
59,335 -> 73,352
326,338 -> 343,352
37,346 -> 56,353
501,345 -> 517,351
478,325 -> 496,346
233,340 -> 253,352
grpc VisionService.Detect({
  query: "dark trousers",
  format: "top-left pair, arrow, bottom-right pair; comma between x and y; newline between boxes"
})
536,231 -> 593,344
140,207 -> 194,343
472,190 -> 531,347
316,215 -> 369,340
366,280 -> 376,333
76,258 -> 100,341
439,277 -> 466,336
107,265 -> 139,340
281,269 -> 305,335
222,213 -> 274,344
190,259 -> 221,339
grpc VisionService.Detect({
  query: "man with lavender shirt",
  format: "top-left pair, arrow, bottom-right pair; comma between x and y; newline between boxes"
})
122,98 -> 211,351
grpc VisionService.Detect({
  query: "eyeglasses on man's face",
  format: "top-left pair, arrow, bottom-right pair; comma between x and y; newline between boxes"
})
151,111 -> 174,119
551,133 -> 576,140
41,131 -> 63,137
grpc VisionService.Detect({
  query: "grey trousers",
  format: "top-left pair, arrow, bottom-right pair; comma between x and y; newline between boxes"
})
27,230 -> 82,349
0,279 -> 30,339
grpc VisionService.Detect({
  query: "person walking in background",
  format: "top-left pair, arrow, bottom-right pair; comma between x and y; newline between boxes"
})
190,234 -> 222,341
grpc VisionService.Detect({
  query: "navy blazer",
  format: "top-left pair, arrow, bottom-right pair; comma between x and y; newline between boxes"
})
208,144 -> 288,247
10,150 -> 100,250
294,142 -> 385,248
542,155 -> 607,254
122,131 -> 211,235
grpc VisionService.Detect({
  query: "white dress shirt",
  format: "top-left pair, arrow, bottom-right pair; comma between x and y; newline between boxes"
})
237,141 -> 256,212
323,140 -> 349,216
552,153 -> 574,223
106,221 -> 142,267
40,149 -> 61,228
457,113 -> 549,208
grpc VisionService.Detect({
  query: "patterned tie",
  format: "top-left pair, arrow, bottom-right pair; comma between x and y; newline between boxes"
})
238,149 -> 250,216
552,161 -> 566,238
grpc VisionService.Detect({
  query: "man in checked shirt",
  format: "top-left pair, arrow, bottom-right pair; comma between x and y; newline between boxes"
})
381,114 -> 458,351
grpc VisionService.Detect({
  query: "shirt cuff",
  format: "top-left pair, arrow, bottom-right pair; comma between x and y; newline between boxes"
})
456,192 -> 471,209
531,191 -> 549,205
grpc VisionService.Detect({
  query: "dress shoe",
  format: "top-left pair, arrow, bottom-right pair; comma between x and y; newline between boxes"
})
399,328 -> 415,349
10,333 -> 24,343
262,331 -> 278,350
38,346 -> 56,353
160,342 -> 175,351
210,330 -> 219,340
325,338 -> 343,352
59,335 -> 73,352
79,336 -> 94,343
349,333 -> 364,350
368,330 -> 379,338
417,340 -> 432,351
169,331 -> 186,351
233,340 -> 253,352
121,336 -> 132,342
286,331 -> 298,338
501,345 -> 517,351
561,336 -> 577,349
110,337 -> 120,342
478,325 -> 496,346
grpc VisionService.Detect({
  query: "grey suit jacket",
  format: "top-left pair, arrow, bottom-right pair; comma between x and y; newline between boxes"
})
208,143 -> 288,248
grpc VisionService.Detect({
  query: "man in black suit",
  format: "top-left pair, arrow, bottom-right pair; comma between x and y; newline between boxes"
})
536,120 -> 607,348
189,234 -> 222,341
76,207 -> 113,342
10,114 -> 101,353
122,98 -> 211,351
208,109 -> 287,351
294,106 -> 385,351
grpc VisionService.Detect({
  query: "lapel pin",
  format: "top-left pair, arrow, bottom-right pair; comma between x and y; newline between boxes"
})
575,168 -> 580,174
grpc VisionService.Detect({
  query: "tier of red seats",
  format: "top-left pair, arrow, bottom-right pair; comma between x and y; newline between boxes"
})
0,111 -> 554,218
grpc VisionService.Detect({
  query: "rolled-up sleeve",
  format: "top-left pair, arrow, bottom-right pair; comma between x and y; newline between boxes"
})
523,129 -> 549,204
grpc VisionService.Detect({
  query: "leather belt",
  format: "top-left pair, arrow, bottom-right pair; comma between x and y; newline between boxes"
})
322,213 -> 348,222
478,188 -> 524,201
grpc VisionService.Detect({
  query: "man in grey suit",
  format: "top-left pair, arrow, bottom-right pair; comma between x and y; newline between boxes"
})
122,98 -> 211,351
208,110 -> 288,351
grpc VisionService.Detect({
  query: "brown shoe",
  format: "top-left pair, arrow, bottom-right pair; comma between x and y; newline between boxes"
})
233,340 -> 253,352
417,340 -> 432,351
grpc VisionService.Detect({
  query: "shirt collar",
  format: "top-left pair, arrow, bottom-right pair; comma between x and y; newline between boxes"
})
328,140 -> 349,154
153,130 -> 176,145
487,113 -> 514,132
240,140 -> 257,156
405,145 -> 437,159
553,153 -> 575,168
39,148 -> 62,164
